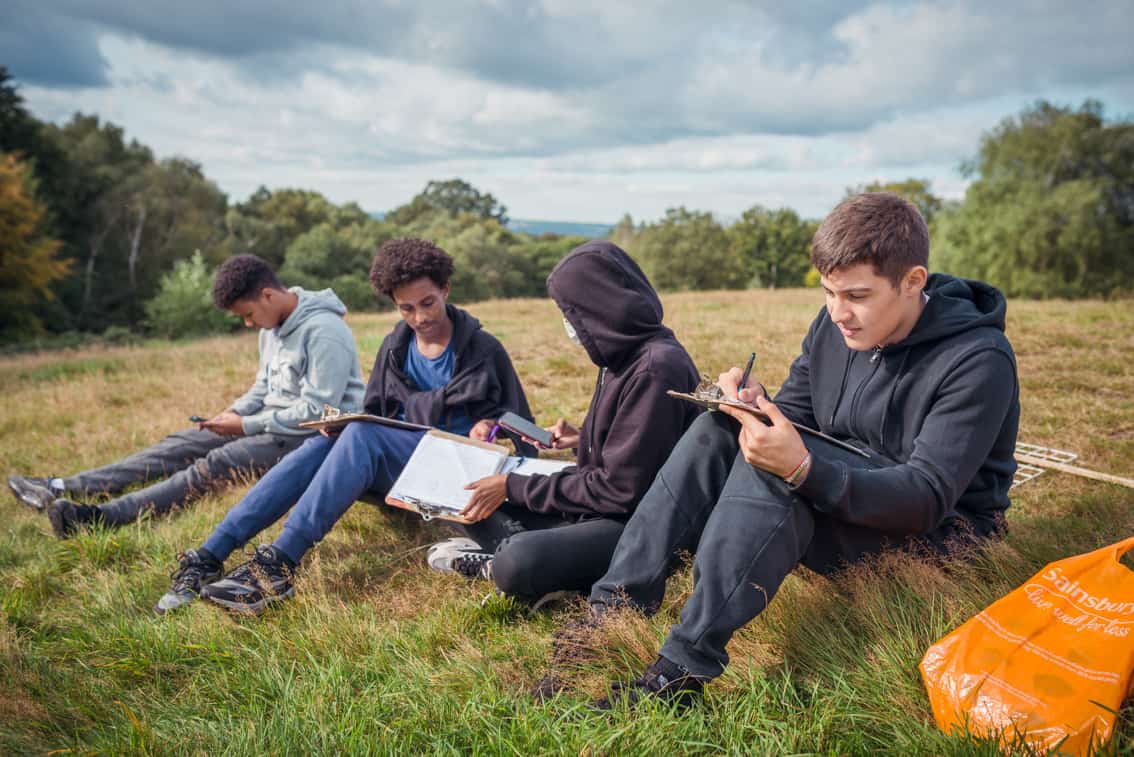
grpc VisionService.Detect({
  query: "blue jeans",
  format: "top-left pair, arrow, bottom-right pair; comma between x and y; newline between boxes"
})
201,423 -> 424,564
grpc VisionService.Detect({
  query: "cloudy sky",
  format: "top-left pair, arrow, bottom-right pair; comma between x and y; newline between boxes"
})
5,1 -> 1133,223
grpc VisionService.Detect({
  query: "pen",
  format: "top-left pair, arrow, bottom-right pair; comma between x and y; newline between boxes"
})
486,424 -> 501,443
738,352 -> 756,391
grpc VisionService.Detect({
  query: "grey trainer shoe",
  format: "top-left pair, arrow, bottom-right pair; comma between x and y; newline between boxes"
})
8,475 -> 59,512
155,550 -> 223,615
200,545 -> 295,615
426,537 -> 488,574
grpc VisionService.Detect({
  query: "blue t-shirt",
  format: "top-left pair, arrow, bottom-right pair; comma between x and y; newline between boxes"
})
402,338 -> 474,436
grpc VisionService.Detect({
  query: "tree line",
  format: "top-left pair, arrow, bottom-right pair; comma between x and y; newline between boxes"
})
2,65 -> 1132,347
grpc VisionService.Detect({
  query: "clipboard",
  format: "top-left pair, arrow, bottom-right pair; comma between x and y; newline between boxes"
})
385,430 -> 573,523
667,390 -> 871,458
299,404 -> 431,433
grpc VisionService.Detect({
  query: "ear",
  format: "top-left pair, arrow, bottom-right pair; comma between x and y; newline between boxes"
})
903,266 -> 928,295
440,281 -> 451,300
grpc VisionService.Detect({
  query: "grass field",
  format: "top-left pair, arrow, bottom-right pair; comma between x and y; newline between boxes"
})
1,289 -> 1132,755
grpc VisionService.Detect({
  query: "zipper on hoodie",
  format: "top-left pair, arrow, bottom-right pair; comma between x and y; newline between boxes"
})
849,347 -> 884,443
587,367 -> 607,457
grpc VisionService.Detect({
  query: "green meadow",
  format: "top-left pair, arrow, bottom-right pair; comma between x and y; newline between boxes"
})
1,290 -> 1132,755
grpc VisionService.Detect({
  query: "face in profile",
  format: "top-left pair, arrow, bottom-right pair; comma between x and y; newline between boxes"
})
228,288 -> 282,330
821,262 -> 926,350
391,277 -> 451,338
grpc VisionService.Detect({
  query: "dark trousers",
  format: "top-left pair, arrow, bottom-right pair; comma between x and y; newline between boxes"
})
458,505 -> 626,602
589,411 -> 945,679
62,428 -> 304,526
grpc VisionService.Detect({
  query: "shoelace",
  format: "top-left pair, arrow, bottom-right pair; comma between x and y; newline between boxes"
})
226,547 -> 285,584
453,552 -> 493,580
170,552 -> 216,592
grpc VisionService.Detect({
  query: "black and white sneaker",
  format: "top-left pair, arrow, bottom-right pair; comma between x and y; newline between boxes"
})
452,552 -> 494,581
8,475 -> 61,512
426,537 -> 489,575
46,498 -> 104,538
593,655 -> 705,711
154,549 -> 223,615
200,545 -> 295,615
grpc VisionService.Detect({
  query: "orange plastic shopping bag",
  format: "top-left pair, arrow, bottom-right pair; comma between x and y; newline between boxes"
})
920,536 -> 1134,754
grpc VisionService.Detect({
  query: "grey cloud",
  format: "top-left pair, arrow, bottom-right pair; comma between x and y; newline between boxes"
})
1,3 -> 109,87
10,0 -> 1134,163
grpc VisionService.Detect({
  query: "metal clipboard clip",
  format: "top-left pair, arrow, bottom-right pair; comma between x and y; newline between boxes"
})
397,495 -> 455,522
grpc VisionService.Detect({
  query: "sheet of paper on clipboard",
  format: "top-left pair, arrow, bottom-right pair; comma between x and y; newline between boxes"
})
385,430 -> 573,522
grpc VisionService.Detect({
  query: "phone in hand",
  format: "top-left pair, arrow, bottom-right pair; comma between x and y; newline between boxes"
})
497,411 -> 554,448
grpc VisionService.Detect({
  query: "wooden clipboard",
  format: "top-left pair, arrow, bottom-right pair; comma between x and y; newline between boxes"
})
299,404 -> 430,433
384,430 -> 508,523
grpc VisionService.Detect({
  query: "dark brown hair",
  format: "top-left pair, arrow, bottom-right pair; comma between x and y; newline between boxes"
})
811,192 -> 929,286
211,254 -> 283,309
369,237 -> 454,297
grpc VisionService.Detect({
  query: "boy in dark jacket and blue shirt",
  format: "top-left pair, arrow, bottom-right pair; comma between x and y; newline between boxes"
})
543,193 -> 1020,708
155,238 -> 534,614
428,241 -> 701,606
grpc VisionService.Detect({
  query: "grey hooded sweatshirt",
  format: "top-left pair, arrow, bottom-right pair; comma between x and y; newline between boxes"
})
231,287 -> 366,436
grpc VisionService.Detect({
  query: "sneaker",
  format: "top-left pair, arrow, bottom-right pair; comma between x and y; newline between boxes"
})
453,552 -> 494,581
426,537 -> 487,574
46,498 -> 103,538
8,475 -> 60,512
200,545 -> 295,615
593,655 -> 704,711
154,550 -> 223,615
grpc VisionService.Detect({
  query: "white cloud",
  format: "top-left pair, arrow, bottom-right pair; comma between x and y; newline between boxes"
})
16,1 -> 1134,222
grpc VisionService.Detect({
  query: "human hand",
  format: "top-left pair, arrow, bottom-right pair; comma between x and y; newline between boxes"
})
717,367 -> 765,404
461,474 -> 508,522
469,419 -> 497,442
319,426 -> 342,438
202,411 -> 246,437
718,395 -> 807,478
547,418 -> 580,450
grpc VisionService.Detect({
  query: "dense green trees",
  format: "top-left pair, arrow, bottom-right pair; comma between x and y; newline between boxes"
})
728,207 -> 817,289
3,67 -> 1131,348
934,101 -> 1134,298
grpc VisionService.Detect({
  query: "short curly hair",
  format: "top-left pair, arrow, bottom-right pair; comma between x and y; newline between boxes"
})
369,237 -> 454,297
212,254 -> 284,309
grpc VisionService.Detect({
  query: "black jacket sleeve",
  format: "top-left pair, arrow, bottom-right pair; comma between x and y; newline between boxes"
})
794,347 -> 1017,534
504,372 -> 687,518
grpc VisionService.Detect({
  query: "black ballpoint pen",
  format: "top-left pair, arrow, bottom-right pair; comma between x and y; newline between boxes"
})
738,352 -> 756,391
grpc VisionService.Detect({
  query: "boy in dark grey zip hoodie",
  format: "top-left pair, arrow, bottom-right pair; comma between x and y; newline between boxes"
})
8,255 -> 365,536
539,192 -> 1020,709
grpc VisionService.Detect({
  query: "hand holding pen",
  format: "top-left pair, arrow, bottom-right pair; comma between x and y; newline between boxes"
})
717,352 -> 762,402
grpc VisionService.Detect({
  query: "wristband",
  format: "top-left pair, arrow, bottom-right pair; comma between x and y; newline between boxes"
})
784,452 -> 812,487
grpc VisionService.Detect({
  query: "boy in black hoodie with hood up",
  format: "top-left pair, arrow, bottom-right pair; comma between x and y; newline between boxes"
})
538,193 -> 1020,709
426,241 -> 701,606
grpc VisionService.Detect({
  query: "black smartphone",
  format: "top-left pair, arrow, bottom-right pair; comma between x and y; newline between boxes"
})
189,415 -> 207,423
498,411 -> 553,448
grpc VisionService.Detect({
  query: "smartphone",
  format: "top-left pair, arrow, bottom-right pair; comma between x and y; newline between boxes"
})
498,411 -> 554,448
189,415 -> 207,423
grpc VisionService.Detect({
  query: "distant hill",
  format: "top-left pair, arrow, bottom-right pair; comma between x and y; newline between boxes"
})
368,212 -> 611,239
506,218 -> 612,239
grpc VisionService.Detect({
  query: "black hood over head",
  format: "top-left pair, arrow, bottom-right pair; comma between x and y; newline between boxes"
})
547,241 -> 671,370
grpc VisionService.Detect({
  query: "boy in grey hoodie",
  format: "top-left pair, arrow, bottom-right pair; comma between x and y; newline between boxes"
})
8,254 -> 366,537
